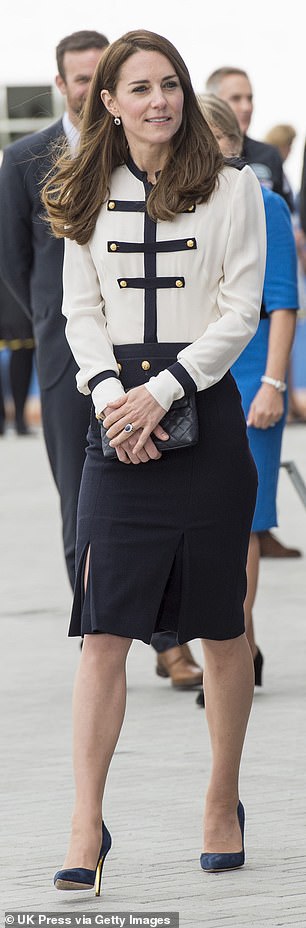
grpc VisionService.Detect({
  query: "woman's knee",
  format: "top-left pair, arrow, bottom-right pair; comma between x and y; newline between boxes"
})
82,633 -> 133,667
201,633 -> 247,665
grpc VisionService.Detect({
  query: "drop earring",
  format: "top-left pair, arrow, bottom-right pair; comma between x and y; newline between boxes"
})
114,116 -> 121,126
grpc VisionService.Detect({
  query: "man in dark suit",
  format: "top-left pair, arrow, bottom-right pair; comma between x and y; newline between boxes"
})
0,30 -> 109,586
205,67 -> 287,199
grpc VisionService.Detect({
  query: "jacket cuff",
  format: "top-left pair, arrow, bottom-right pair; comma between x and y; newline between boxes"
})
88,370 -> 119,392
167,361 -> 197,396
144,369 -> 184,411
92,378 -> 125,416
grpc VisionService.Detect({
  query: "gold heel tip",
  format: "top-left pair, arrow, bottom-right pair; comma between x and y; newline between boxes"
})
95,858 -> 103,896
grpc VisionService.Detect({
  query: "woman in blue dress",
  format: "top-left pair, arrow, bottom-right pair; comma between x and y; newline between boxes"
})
199,95 -> 298,685
233,185 -> 298,682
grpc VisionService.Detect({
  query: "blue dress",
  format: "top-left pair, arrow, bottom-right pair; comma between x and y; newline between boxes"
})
231,187 -> 298,531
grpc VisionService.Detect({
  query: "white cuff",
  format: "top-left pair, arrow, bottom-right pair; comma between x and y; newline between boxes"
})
144,369 -> 184,411
92,378 -> 125,416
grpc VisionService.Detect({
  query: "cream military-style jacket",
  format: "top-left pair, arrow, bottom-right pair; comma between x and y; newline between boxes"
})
62,157 -> 266,415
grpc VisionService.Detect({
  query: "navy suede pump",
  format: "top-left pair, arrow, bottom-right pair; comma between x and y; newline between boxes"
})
54,822 -> 112,895
200,801 -> 245,873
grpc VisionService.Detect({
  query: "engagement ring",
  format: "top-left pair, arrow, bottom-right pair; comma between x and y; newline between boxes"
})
124,423 -> 134,433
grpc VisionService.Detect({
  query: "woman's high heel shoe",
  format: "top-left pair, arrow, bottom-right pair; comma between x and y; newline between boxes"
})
54,822 -> 112,895
200,801 -> 245,872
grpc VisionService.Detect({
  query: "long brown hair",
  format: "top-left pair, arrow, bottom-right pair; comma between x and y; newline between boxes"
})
42,30 -> 223,245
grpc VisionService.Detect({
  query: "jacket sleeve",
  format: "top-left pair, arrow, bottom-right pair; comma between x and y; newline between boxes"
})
0,147 -> 33,317
62,237 -> 125,413
145,166 -> 267,410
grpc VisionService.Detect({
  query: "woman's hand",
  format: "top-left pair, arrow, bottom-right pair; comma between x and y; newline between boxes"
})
246,383 -> 284,429
102,386 -> 169,464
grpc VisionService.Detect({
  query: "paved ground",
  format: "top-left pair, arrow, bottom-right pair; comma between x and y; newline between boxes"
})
1,422 -> 306,927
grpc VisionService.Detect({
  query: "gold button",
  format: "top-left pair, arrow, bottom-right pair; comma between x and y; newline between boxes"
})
108,201 -> 116,210
117,362 -> 122,373
175,279 -> 184,288
109,242 -> 118,251
141,360 -> 151,371
120,280 -> 128,288
186,239 -> 194,248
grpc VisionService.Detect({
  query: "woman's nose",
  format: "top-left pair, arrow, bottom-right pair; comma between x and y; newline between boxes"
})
150,88 -> 167,107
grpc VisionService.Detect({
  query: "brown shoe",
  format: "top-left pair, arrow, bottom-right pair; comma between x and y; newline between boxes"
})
156,643 -> 203,688
258,530 -> 302,559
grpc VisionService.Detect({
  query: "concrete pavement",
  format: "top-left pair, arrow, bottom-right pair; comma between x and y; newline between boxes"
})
1,422 -> 306,927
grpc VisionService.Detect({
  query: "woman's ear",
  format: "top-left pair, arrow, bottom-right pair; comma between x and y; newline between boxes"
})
100,89 -> 119,118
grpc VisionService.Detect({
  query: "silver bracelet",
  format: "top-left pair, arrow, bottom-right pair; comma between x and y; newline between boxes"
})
261,375 -> 287,393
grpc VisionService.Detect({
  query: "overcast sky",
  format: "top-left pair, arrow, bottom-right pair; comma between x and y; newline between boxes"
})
1,0 -> 305,189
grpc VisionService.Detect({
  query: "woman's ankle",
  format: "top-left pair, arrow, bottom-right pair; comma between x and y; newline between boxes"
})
205,784 -> 239,811
71,809 -> 102,834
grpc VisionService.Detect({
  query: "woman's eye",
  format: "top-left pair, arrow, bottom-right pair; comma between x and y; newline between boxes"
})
132,80 -> 179,93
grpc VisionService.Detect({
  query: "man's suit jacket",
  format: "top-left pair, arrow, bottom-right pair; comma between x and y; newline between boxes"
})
0,119 -> 70,390
242,136 -> 288,204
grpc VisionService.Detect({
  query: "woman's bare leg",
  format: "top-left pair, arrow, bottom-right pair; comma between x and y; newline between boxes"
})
62,632 -> 132,870
244,532 -> 260,658
201,633 -> 254,852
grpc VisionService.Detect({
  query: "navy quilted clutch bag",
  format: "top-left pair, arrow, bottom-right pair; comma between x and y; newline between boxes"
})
101,392 -> 198,457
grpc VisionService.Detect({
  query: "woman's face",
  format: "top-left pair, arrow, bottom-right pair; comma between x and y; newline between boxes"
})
102,49 -> 184,162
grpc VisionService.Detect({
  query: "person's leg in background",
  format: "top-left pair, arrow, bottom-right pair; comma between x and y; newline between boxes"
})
243,532 -> 264,686
151,630 -> 203,688
0,352 -> 5,434
258,529 -> 302,558
10,345 -> 34,434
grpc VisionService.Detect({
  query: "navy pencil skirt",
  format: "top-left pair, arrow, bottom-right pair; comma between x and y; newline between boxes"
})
69,371 -> 257,644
